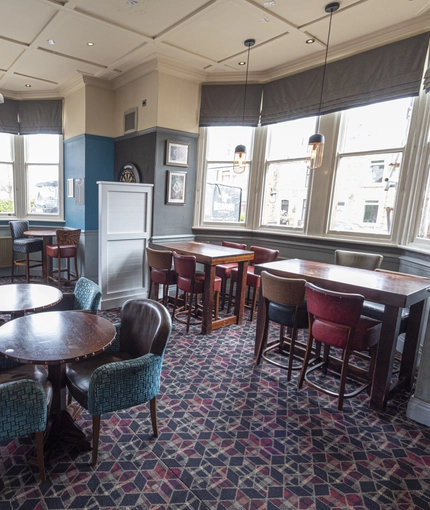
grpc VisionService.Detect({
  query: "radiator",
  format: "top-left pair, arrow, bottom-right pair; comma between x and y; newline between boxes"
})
0,236 -> 12,268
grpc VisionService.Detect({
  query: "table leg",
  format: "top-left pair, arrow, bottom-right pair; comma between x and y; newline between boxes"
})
234,260 -> 249,325
369,305 -> 401,411
399,299 -> 426,391
202,264 -> 215,334
254,287 -> 267,356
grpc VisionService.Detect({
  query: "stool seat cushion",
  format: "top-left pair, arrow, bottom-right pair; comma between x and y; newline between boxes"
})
216,263 -> 238,279
46,244 -> 77,258
150,268 -> 177,286
13,238 -> 43,254
268,301 -> 308,329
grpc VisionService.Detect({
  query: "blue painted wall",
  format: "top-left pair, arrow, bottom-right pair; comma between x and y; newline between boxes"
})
64,134 -> 114,230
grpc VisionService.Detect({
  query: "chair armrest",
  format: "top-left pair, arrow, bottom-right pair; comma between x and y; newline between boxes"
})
87,353 -> 163,416
0,379 -> 48,439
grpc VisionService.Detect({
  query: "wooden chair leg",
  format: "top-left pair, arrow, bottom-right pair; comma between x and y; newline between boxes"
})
150,396 -> 158,437
220,278 -> 227,310
74,256 -> 79,281
250,287 -> 259,322
25,253 -> 30,283
227,280 -> 235,314
35,431 -> 46,482
92,415 -> 101,465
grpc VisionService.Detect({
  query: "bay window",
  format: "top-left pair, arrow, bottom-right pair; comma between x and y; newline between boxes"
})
0,133 -> 63,220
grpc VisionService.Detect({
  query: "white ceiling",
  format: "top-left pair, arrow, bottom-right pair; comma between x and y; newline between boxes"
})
1,0 -> 429,98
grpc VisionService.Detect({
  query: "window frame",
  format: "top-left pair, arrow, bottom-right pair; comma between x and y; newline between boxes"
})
0,133 -> 63,222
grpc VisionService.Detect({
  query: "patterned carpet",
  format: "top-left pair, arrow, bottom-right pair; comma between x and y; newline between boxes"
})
1,280 -> 430,509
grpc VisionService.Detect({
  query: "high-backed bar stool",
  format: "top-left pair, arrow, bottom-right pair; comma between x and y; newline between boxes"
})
172,252 -> 221,333
46,229 -> 81,287
9,220 -> 43,283
228,246 -> 279,321
298,282 -> 382,410
146,247 -> 177,307
215,241 -> 247,311
256,271 -> 308,381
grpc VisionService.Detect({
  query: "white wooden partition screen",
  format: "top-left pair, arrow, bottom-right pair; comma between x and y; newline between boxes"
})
98,181 -> 153,310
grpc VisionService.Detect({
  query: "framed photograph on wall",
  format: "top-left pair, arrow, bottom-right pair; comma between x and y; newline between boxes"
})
166,171 -> 186,205
166,140 -> 190,167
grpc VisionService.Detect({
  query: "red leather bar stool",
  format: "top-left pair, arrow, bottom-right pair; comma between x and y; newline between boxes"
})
172,252 -> 221,333
146,247 -> 177,307
215,241 -> 247,311
46,229 -> 81,287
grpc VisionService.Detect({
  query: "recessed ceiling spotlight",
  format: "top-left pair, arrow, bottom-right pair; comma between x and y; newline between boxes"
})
238,61 -> 246,66
25,84 -> 31,87
306,38 -> 315,44
87,42 -> 94,46
47,39 -> 55,45
264,1 -> 275,7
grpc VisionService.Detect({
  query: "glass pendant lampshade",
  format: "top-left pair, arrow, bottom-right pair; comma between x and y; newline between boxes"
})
306,133 -> 325,170
306,2 -> 339,170
233,144 -> 247,173
233,39 -> 255,175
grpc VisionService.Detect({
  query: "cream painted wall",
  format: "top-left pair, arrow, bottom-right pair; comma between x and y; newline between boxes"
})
157,72 -> 200,134
85,85 -> 115,138
114,71 -> 159,137
63,87 -> 86,140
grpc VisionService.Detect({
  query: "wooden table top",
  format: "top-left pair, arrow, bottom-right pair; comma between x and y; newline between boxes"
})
0,284 -> 63,314
255,258 -> 430,308
0,311 -> 116,365
155,241 -> 254,265
24,230 -> 56,237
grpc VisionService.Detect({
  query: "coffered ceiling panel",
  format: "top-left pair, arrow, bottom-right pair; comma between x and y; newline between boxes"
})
0,0 -> 428,97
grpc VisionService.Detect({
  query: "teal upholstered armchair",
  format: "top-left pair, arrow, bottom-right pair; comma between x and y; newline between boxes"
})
66,299 -> 172,465
49,276 -> 102,313
0,379 -> 52,481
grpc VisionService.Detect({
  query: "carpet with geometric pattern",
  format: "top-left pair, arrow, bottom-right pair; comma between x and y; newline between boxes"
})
1,297 -> 430,509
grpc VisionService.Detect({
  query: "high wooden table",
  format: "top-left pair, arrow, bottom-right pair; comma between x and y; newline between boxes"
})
24,230 -> 56,283
254,258 -> 430,412
0,283 -> 62,319
154,241 -> 254,334
0,311 -> 116,451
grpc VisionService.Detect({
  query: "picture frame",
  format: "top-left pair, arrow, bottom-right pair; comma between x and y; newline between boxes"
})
166,170 -> 186,205
166,140 -> 190,167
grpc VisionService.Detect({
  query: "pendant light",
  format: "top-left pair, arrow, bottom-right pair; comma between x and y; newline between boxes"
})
306,2 -> 339,170
233,38 -> 255,174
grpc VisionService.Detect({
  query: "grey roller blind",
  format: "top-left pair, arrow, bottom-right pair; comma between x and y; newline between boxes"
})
199,83 -> 263,126
261,32 -> 430,125
18,99 -> 63,134
0,99 -> 19,134
424,65 -> 430,93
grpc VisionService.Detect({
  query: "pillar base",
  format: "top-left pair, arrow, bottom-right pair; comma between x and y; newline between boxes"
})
406,395 -> 430,426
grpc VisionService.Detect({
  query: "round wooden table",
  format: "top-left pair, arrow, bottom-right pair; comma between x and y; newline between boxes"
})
0,311 -> 116,452
0,283 -> 63,319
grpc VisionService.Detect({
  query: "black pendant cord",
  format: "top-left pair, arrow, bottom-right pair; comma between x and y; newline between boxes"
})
242,40 -> 254,126
317,7 -> 336,117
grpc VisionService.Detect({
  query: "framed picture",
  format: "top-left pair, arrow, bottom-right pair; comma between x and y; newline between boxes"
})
166,171 -> 186,205
166,140 -> 190,167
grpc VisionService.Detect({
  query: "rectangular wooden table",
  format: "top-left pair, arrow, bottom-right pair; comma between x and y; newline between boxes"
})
254,258 -> 430,412
154,241 -> 254,334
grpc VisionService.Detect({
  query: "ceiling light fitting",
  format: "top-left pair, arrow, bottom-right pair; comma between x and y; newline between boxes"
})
233,38 -> 255,174
87,42 -> 94,46
306,38 -> 315,44
306,2 -> 339,171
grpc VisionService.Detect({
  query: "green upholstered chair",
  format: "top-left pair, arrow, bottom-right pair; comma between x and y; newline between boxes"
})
66,299 -> 172,465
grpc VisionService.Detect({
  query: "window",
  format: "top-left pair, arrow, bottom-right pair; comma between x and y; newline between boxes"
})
262,117 -> 315,228
203,127 -> 252,223
0,133 -> 62,219
329,97 -> 413,235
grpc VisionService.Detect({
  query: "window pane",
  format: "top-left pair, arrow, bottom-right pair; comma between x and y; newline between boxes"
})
25,134 -> 60,164
203,127 -> 252,223
262,161 -> 309,228
27,165 -> 59,215
267,117 -> 316,160
207,126 -> 253,161
0,133 -> 13,162
0,163 -> 14,213
204,164 -> 249,222
330,153 -> 402,234
341,98 -> 413,153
